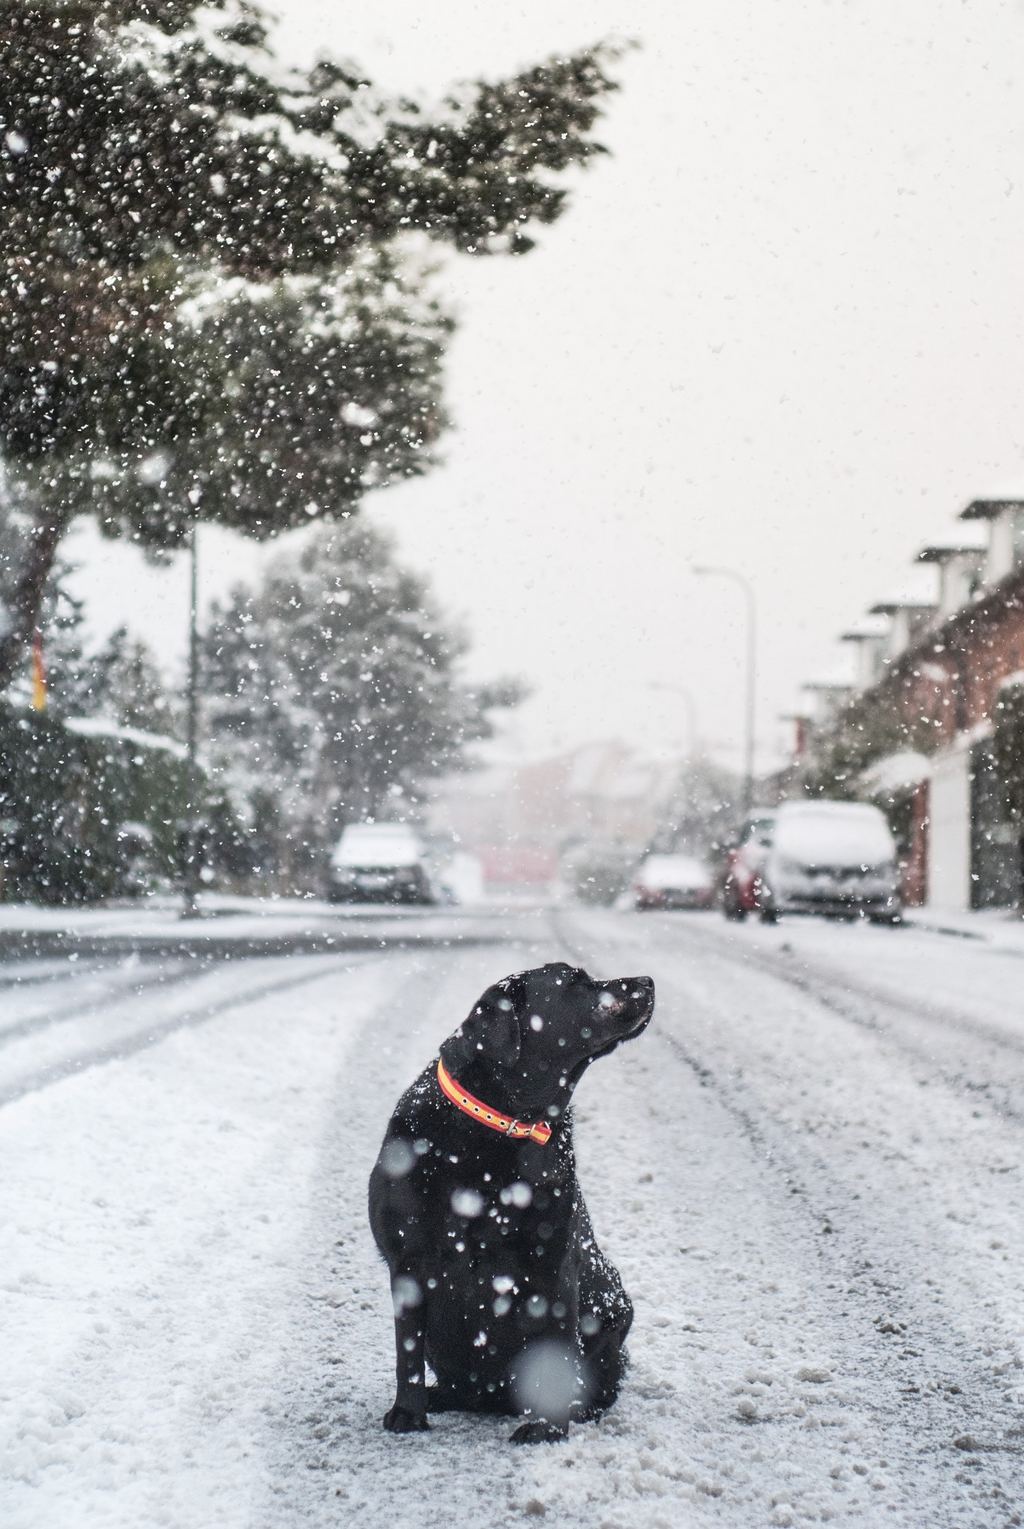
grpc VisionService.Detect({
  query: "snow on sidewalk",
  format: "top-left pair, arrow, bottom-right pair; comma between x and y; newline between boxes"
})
903,903 -> 1024,954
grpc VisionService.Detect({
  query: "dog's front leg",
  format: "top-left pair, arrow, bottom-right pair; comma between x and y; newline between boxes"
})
508,1281 -> 581,1445
509,1338 -> 576,1444
382,1265 -> 430,1433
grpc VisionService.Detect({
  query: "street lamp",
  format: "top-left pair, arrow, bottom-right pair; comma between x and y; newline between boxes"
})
182,519 -> 202,919
692,564 -> 757,815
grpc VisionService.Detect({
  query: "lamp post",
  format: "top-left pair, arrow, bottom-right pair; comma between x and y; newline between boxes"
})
182,520 -> 201,919
693,564 -> 757,815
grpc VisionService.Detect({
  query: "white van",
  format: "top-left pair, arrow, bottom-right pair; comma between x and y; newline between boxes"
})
327,823 -> 435,905
756,800 -> 901,923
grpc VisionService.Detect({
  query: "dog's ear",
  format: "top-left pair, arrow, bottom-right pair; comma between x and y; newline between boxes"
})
456,975 -> 524,1068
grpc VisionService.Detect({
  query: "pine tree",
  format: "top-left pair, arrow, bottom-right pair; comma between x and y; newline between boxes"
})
0,1 -> 622,686
88,625 -> 178,736
202,521 -> 520,883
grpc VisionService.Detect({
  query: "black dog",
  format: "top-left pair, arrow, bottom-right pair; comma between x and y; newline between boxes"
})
368,961 -> 654,1444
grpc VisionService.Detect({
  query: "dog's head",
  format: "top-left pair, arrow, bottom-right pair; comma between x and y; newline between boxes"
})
441,962 -> 654,1122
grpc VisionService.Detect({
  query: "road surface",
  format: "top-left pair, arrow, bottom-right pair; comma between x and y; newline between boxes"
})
2,906 -> 1022,1528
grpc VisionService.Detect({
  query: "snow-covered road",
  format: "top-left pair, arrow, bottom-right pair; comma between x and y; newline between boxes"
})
2,909 -> 1022,1528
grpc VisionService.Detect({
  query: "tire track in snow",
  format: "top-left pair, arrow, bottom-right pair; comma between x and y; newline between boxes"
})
553,909 -> 1024,1506
697,915 -> 1024,1053
0,951 -> 423,1529
259,913 -> 1021,1528
255,934 -> 570,1529
663,918 -> 1024,1133
0,957 -> 111,993
0,952 -> 381,1110
690,911 -> 1024,1058
0,957 -> 208,1045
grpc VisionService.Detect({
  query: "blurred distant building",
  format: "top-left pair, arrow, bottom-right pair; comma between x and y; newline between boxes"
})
427,740 -> 684,894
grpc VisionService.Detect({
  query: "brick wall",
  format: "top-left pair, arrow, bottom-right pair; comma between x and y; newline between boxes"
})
833,571 -> 1024,757
814,570 -> 1024,909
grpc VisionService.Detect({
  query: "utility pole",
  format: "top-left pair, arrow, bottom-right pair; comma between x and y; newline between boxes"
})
693,565 -> 757,815
182,520 -> 201,919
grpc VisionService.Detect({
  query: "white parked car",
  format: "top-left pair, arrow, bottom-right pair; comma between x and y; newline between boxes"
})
327,823 -> 435,905
755,800 -> 901,924
633,853 -> 714,911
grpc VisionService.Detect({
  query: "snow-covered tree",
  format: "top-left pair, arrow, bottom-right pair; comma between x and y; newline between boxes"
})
88,625 -> 178,737
0,0 -> 622,687
202,521 -> 521,882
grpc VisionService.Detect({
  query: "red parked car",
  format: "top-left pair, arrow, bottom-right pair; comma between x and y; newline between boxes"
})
719,811 -> 776,920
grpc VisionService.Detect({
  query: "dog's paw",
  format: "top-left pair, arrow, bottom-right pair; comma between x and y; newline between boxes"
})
510,1419 -> 568,1445
382,1404 -> 429,1433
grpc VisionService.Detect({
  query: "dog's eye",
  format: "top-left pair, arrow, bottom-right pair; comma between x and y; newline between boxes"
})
581,1026 -> 593,1039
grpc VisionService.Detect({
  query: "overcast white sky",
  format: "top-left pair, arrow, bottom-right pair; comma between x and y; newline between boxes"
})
72,0 -> 1024,772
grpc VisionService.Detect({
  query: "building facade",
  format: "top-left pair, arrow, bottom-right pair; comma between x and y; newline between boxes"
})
806,500 -> 1024,910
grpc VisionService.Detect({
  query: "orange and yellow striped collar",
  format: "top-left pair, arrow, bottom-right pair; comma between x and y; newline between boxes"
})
436,1058 -> 552,1146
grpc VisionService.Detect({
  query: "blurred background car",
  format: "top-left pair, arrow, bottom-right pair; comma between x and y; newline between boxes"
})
327,823 -> 436,905
755,800 -> 901,924
632,852 -> 714,910
719,809 -> 777,920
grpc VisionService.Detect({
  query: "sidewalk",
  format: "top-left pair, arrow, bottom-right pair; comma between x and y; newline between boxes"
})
903,903 -> 1024,954
0,895 -> 505,960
